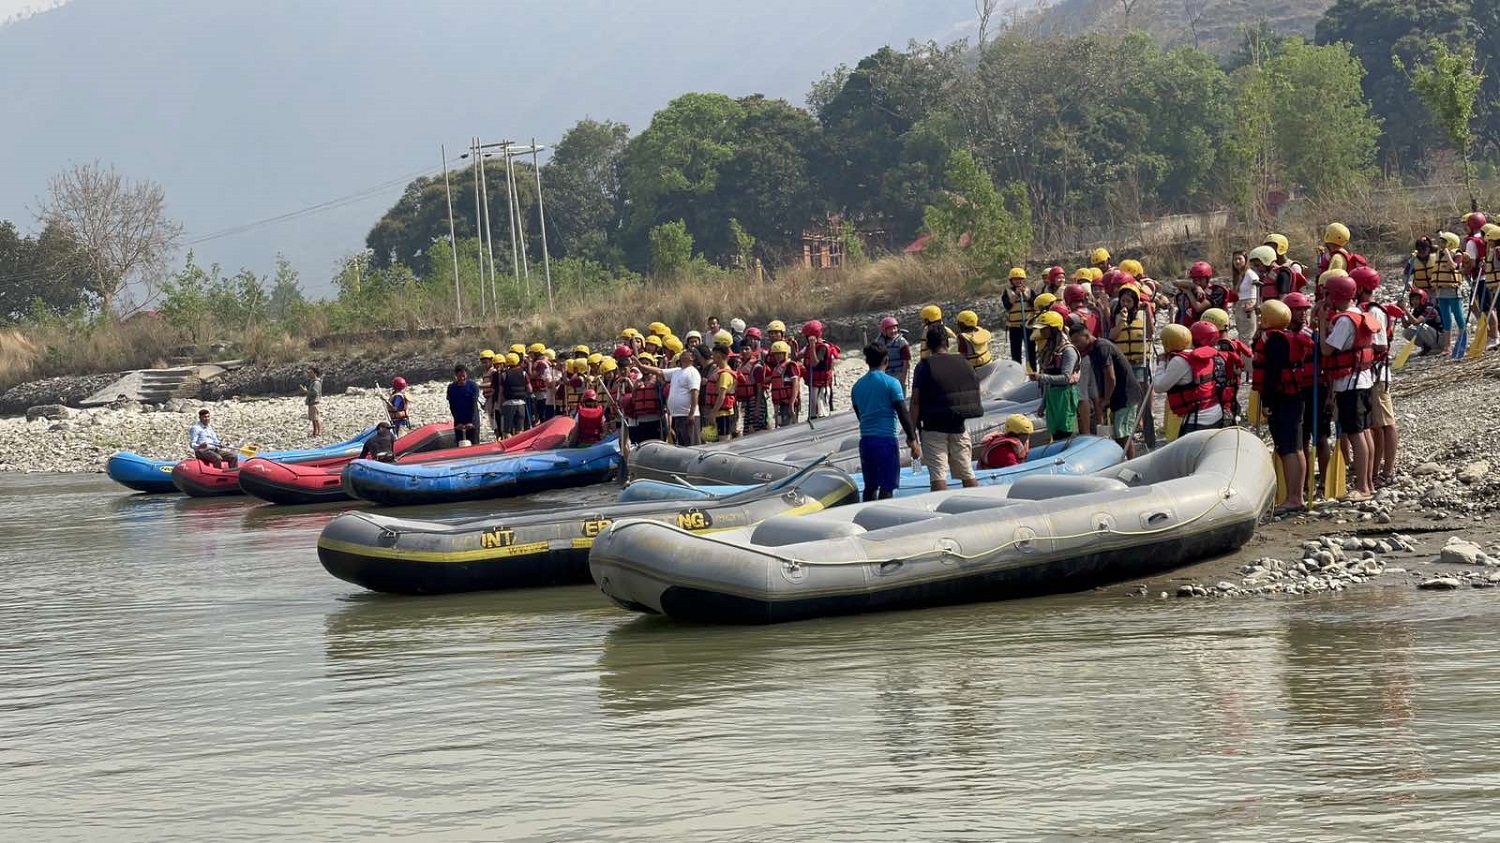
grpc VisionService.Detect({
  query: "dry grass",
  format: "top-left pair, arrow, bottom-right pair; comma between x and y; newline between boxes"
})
0,330 -> 41,386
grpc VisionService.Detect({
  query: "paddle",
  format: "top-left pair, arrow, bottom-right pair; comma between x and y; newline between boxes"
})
1468,308 -> 1489,359
1391,338 -> 1418,371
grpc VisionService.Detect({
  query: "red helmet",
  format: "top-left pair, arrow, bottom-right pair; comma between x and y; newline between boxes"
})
1064,283 -> 1087,305
581,389 -> 598,401
1468,211 -> 1488,232
1346,253 -> 1368,270
1101,269 -> 1121,294
391,377 -> 408,390
1049,302 -> 1072,320
745,326 -> 763,339
1349,266 -> 1380,292
1115,272 -> 1137,289
613,344 -> 634,359
1190,320 -> 1220,347
1284,292 -> 1312,309
1325,274 -> 1357,303
801,319 -> 823,337
1409,287 -> 1430,305
879,316 -> 900,330
1047,265 -> 1066,281
1189,260 -> 1214,280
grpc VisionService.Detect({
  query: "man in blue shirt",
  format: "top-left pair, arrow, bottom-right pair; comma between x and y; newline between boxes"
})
851,341 -> 920,501
446,364 -> 481,446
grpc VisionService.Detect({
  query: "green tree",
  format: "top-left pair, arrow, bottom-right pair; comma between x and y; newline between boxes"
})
1266,39 -> 1380,198
716,95 -> 825,262
0,220 -> 95,322
648,220 -> 694,278
543,119 -> 631,264
266,253 -> 308,328
366,160 -> 537,276
922,150 -> 1031,275
1397,39 -> 1485,209
727,218 -> 755,268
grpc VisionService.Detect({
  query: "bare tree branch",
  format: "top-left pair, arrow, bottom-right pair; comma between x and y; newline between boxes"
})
975,0 -> 1001,47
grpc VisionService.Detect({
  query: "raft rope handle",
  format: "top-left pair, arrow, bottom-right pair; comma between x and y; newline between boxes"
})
607,427 -> 1250,568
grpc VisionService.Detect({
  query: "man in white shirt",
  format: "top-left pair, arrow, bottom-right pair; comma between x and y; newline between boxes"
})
189,408 -> 238,467
1322,275 -> 1375,501
637,349 -> 701,445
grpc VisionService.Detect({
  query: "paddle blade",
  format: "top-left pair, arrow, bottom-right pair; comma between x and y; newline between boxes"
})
1164,408 -> 1183,442
1392,340 -> 1417,371
1325,444 -> 1347,500
1305,445 -> 1318,505
1246,391 -> 1266,427
1273,448 -> 1288,506
239,443 -> 260,457
1468,317 -> 1489,359
1453,320 -> 1469,359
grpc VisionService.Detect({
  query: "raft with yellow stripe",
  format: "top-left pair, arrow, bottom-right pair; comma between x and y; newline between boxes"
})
316,461 -> 859,595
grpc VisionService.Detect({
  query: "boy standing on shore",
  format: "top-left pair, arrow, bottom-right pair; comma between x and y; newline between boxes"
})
301,366 -> 323,438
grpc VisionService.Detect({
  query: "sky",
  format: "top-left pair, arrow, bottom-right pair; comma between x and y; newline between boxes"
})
0,0 -> 980,297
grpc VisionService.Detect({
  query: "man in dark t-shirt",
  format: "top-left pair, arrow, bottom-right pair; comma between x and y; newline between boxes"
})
909,326 -> 983,491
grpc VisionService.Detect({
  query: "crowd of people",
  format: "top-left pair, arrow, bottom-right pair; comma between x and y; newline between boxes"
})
213,216 -> 1500,507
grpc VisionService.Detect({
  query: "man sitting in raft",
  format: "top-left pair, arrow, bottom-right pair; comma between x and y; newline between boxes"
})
190,408 -> 238,468
359,421 -> 398,462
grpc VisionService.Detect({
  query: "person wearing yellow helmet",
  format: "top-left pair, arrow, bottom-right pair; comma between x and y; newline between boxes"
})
1028,309 -> 1080,441
763,319 -> 800,361
1425,233 -> 1464,351
476,350 -> 500,437
573,344 -> 591,359
918,304 -> 957,360
618,348 -> 666,443
663,335 -> 684,356
1153,321 -> 1224,438
495,350 -> 533,437
1109,278 -> 1156,451
954,309 -> 993,369
1252,297 -> 1312,512
1090,247 -> 1113,273
648,321 -> 669,337
1001,269 -> 1037,367
1319,222 -> 1353,277
765,339 -> 803,427
525,343 -> 553,422
977,414 -> 1033,469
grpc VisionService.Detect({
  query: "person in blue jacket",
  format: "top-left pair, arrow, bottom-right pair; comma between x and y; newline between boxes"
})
446,364 -> 481,446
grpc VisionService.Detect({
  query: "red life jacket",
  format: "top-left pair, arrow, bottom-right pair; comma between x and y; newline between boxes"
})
1318,247 -> 1352,277
770,360 -> 801,405
1214,341 -> 1248,412
1322,309 -> 1378,383
734,362 -> 762,404
1467,234 -> 1489,279
802,339 -> 837,387
529,358 -> 550,393
1360,301 -> 1403,363
631,376 -> 662,419
1252,329 -> 1315,398
576,403 -> 605,444
1165,347 -> 1223,418
1073,306 -> 1100,336
977,434 -> 1028,469
702,365 -> 737,413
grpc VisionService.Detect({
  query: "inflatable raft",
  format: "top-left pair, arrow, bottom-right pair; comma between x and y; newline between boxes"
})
238,417 -> 574,505
169,423 -> 455,498
106,426 -> 381,494
317,462 -> 859,594
590,428 -> 1275,624
342,436 -> 623,506
617,436 -> 1125,502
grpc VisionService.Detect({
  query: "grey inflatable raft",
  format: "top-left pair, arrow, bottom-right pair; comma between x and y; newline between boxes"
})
590,428 -> 1274,624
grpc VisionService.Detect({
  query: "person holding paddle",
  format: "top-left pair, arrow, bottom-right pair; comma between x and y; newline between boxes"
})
190,408 -> 238,468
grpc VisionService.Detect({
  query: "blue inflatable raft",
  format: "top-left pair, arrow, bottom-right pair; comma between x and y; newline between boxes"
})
105,426 -> 379,494
616,436 -> 1125,503
341,437 -> 622,506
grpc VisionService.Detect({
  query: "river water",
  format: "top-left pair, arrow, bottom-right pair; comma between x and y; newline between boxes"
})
3,472 -> 1499,841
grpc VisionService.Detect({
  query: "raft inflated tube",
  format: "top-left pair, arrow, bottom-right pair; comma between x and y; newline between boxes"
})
317,463 -> 859,594
341,437 -> 622,506
590,428 -> 1274,624
618,436 -> 1125,503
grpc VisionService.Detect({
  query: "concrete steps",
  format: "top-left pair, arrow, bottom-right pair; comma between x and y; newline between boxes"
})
80,366 -> 220,408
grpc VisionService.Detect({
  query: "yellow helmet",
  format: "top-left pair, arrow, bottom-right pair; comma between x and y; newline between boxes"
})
1119,258 -> 1144,277
621,327 -> 641,339
1483,223 -> 1500,242
1318,268 -> 1348,286
1072,268 -> 1092,282
1088,267 -> 1104,281
505,352 -> 521,365
957,310 -> 980,328
1033,310 -> 1064,331
712,329 -> 733,348
664,337 -> 684,354
1004,414 -> 1035,436
767,319 -> 787,333
637,352 -> 657,364
1008,267 -> 1027,281
1264,233 -> 1289,256
1033,293 -> 1057,309
573,344 -> 591,355
1090,247 -> 1111,266
599,357 -> 618,373
920,305 -> 943,323
1324,222 -> 1350,246
1260,299 -> 1291,331
543,348 -> 556,360
1162,323 -> 1192,352
648,322 -> 668,336
527,342 -> 545,354
480,349 -> 495,360
770,340 -> 792,355
1201,308 -> 1231,331
644,334 -> 662,348
1441,230 -> 1462,250
1247,245 -> 1277,267
509,343 -> 525,355
562,358 -> 576,373
587,352 -> 603,365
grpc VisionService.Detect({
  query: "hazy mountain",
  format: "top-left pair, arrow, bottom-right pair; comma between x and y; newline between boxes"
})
1026,0 -> 1331,55
0,0 -> 977,295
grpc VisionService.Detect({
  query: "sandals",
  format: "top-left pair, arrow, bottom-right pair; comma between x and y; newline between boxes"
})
1272,503 -> 1306,516
1344,490 -> 1374,502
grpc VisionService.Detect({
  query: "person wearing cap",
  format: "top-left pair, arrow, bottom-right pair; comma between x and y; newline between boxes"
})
446,364 -> 482,447
497,352 -> 533,437
300,366 -> 324,438
636,348 -> 701,445
190,408 -> 238,467
851,340 -> 920,501
359,421 -> 398,461
877,316 -> 912,392
918,305 -> 957,359
909,326 -> 982,491
1070,322 -> 1138,453
728,318 -> 747,353
1001,268 -> 1037,367
567,388 -> 609,446
383,377 -> 412,432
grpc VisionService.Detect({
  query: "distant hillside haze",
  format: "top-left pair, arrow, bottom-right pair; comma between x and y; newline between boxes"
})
0,0 -> 977,295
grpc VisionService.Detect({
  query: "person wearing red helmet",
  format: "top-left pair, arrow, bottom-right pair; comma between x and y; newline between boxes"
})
800,319 -> 839,419
1402,288 -> 1442,357
735,331 -> 771,435
383,376 -> 412,432
1000,269 -> 1037,368
567,388 -> 608,446
1284,292 -> 1332,491
1321,274 -> 1379,500
1353,267 -> 1400,487
1045,265 -> 1067,297
1065,283 -> 1103,436
877,316 -> 913,391
1173,261 -> 1213,327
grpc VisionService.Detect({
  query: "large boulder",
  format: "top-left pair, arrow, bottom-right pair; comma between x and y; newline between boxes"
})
25,404 -> 73,422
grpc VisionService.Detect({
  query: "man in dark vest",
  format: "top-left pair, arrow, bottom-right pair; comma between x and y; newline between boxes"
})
908,326 -> 984,491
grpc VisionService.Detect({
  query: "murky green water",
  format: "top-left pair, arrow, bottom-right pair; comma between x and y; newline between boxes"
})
3,472 -> 1498,841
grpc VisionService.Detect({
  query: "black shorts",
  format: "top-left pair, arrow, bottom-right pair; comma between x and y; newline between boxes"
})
633,420 -> 662,443
1335,388 -> 1372,435
1301,392 -> 1332,441
1267,397 -> 1305,456
1480,283 -> 1498,313
715,415 -> 734,437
